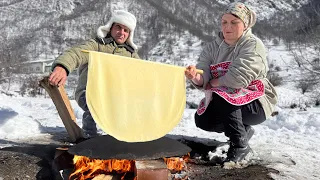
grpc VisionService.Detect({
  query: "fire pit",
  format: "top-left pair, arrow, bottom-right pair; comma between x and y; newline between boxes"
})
53,135 -> 191,180
39,77 -> 191,179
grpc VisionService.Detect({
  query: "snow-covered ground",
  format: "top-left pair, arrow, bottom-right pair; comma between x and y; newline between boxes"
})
0,89 -> 319,180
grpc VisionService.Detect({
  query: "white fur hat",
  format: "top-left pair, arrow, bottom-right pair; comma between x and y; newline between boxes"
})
97,10 -> 137,50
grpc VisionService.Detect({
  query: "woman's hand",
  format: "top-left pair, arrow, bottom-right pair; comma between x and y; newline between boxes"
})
209,78 -> 220,87
185,65 -> 204,86
185,65 -> 197,80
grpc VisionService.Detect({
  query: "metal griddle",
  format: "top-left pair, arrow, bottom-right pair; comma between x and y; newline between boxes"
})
68,135 -> 191,160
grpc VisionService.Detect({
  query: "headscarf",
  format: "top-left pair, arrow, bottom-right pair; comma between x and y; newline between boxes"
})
223,2 -> 256,29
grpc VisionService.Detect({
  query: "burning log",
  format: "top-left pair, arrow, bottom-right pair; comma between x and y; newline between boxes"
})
92,174 -> 120,180
135,160 -> 169,180
39,76 -> 84,142
69,156 -> 135,180
164,155 -> 189,173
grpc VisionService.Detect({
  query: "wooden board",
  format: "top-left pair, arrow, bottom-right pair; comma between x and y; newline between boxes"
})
39,77 -> 84,142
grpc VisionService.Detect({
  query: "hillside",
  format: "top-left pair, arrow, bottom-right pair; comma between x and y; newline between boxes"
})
0,0 -> 317,62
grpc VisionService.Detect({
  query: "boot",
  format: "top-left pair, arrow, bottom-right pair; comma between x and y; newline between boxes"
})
225,144 -> 251,163
245,125 -> 255,141
225,137 -> 251,163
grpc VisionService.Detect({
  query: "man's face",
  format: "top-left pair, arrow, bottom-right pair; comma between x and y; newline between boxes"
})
110,23 -> 130,44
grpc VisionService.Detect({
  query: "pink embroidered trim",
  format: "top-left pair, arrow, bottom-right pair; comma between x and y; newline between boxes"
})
196,62 -> 265,115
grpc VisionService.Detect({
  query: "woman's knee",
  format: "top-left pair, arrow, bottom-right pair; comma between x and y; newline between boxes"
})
194,113 -> 224,133
194,113 -> 205,129
242,100 -> 266,125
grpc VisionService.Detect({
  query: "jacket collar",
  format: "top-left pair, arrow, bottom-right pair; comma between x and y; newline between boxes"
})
95,34 -> 135,53
216,29 -> 253,48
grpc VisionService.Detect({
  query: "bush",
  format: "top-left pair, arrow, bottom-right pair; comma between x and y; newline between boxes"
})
19,75 -> 42,97
275,66 -> 281,71
267,72 -> 283,86
296,81 -> 315,94
269,63 -> 274,69
312,58 -> 320,71
315,99 -> 320,106
272,38 -> 280,46
290,103 -> 298,109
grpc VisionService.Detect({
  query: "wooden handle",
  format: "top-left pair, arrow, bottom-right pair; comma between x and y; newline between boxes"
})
81,49 -> 90,53
195,69 -> 203,74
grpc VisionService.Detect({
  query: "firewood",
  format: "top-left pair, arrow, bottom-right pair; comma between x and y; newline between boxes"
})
92,174 -> 120,180
135,160 -> 170,180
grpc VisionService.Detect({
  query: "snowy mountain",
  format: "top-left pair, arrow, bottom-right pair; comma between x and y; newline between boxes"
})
0,0 -> 317,62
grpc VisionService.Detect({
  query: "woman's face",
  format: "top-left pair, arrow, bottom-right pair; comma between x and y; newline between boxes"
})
110,23 -> 130,44
221,14 -> 245,45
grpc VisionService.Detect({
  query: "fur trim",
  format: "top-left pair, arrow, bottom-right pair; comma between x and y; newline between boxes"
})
97,10 -> 137,50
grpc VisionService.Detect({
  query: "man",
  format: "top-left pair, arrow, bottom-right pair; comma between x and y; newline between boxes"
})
49,10 -> 140,137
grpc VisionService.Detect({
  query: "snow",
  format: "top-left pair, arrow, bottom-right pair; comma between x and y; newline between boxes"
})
0,89 -> 320,179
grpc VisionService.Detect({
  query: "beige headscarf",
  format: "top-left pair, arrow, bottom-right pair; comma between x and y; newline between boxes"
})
223,2 -> 256,29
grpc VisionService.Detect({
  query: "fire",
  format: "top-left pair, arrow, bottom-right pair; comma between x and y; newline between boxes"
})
70,156 -> 135,180
164,154 -> 190,172
70,154 -> 190,179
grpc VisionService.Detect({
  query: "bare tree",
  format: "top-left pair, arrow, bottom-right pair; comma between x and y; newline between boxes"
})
0,33 -> 28,92
290,0 -> 320,75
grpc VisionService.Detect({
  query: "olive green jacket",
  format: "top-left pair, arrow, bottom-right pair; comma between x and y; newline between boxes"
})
52,36 -> 140,103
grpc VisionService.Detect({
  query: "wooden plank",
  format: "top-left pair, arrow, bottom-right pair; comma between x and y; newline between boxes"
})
92,174 -> 120,180
39,76 -> 84,142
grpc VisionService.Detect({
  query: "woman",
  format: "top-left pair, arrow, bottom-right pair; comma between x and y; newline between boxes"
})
185,2 -> 277,163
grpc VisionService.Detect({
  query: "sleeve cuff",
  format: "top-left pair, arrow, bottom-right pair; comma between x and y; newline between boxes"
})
54,64 -> 70,75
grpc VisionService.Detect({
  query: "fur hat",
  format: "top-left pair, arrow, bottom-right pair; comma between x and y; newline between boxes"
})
97,10 -> 137,50
224,2 -> 256,29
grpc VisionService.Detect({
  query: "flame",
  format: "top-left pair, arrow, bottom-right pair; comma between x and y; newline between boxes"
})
70,154 -> 190,179
164,154 -> 190,172
69,156 -> 135,180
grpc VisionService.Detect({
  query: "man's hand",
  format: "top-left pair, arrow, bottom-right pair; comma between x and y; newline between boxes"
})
49,66 -> 67,87
185,65 -> 197,80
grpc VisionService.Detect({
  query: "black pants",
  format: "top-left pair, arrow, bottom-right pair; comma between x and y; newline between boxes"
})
77,92 -> 97,133
195,93 -> 266,146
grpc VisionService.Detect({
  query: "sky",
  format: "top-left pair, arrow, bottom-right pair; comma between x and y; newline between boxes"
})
1,33 -> 320,180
